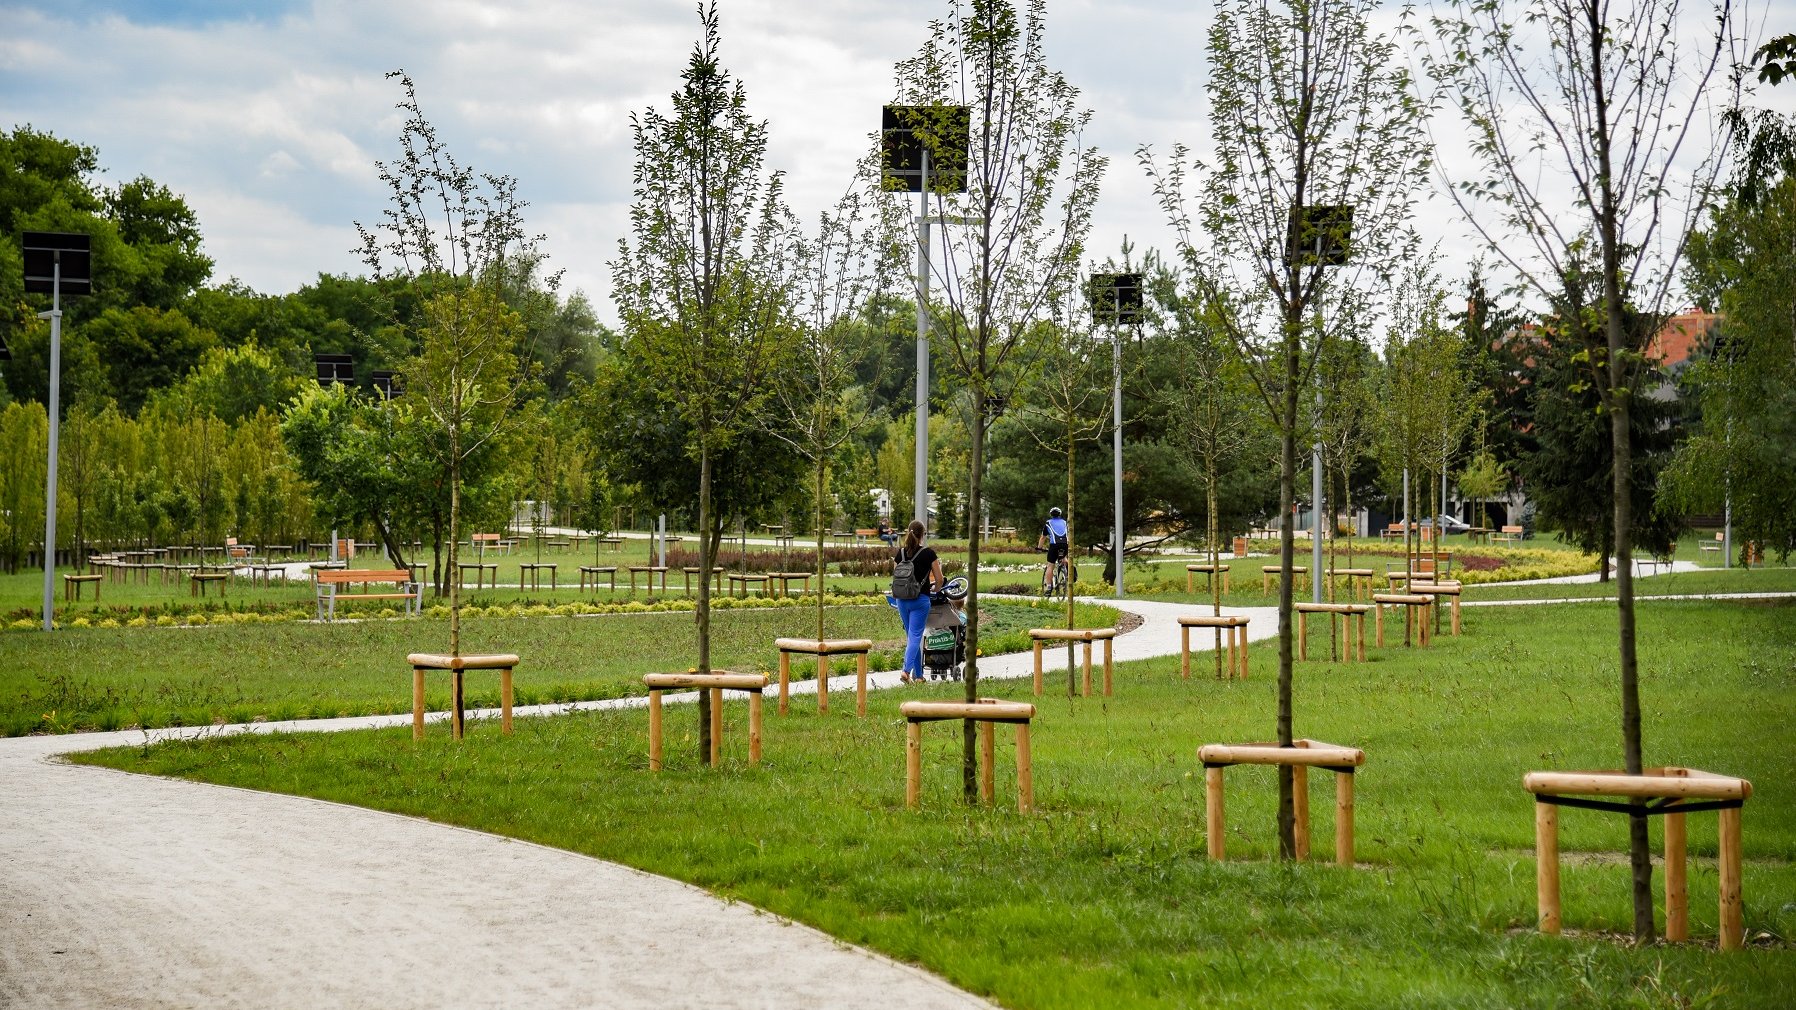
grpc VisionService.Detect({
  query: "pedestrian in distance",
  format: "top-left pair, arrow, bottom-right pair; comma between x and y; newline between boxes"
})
890,520 -> 944,684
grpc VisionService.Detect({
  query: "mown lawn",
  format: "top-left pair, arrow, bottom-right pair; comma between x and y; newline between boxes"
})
79,596 -> 1796,1008
1,599 -> 1114,735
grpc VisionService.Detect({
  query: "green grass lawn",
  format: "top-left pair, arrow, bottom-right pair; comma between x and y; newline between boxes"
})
0,598 -> 1117,736
79,596 -> 1796,1008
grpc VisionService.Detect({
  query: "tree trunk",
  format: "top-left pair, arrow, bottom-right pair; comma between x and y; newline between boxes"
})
962,387 -> 987,802
1587,0 -> 1652,938
1208,468 -> 1223,678
448,436 -> 462,660
1275,311 -> 1300,859
816,451 -> 827,643
696,441 -> 714,762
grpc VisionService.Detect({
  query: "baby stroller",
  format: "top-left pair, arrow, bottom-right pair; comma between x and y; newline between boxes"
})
921,576 -> 969,681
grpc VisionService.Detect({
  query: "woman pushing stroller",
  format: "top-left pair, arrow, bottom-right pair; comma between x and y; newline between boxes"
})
890,520 -> 944,684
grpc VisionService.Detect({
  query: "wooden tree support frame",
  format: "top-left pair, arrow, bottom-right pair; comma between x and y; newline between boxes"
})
1029,628 -> 1118,696
900,699 -> 1036,813
682,566 -> 725,595
627,566 -> 669,594
774,638 -> 873,716
1408,581 -> 1463,635
1372,593 -> 1433,647
1185,563 -> 1231,594
1294,603 -> 1369,662
578,565 -> 619,591
1261,565 -> 1310,596
1199,739 -> 1366,866
1327,568 -> 1376,601
407,652 -> 519,741
643,671 -> 769,770
1523,767 -> 1752,950
1178,615 -> 1250,680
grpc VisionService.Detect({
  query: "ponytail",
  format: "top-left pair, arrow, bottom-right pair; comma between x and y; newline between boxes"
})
903,520 -> 926,552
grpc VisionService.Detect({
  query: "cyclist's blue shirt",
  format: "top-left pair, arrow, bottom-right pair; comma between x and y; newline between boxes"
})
1044,517 -> 1068,543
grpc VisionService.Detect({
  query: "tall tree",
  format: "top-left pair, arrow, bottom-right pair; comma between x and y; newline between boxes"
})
884,0 -> 1105,800
1427,0 -> 1745,938
612,3 -> 798,762
1143,0 -> 1429,855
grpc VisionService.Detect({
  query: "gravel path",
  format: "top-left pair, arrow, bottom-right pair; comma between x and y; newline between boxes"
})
0,595 -> 1276,1010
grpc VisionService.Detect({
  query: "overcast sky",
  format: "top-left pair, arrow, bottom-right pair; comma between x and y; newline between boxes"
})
3,0 -> 1788,325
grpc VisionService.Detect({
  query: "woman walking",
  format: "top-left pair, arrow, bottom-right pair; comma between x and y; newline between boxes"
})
892,520 -> 943,684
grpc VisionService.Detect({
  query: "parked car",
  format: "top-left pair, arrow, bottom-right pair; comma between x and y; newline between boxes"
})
1418,513 -> 1471,535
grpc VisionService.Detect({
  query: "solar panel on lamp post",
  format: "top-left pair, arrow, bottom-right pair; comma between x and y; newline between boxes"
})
23,232 -> 92,631
882,105 -> 969,529
1089,273 -> 1142,599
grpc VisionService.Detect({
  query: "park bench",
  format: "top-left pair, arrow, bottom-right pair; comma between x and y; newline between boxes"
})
1524,766 -> 1751,950
470,532 -> 506,557
1199,739 -> 1366,865
1294,602 -> 1370,662
1698,531 -> 1723,554
901,699 -> 1036,812
644,671 -> 768,769
774,637 -> 873,715
1178,614 -> 1250,680
1490,524 -> 1524,544
1380,522 -> 1407,540
315,568 -> 422,621
1029,627 -> 1118,697
853,528 -> 881,544
407,652 -> 518,740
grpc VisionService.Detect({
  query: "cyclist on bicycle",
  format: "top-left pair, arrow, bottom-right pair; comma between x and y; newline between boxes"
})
1038,507 -> 1070,591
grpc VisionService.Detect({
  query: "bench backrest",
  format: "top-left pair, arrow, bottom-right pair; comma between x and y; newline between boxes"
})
1501,525 -> 1523,534
472,533 -> 501,543
317,569 -> 413,585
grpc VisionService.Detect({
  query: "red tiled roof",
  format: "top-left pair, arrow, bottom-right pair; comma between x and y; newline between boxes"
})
1648,309 -> 1721,368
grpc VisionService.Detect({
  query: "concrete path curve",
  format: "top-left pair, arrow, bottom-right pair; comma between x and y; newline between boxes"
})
0,595 -> 1275,1010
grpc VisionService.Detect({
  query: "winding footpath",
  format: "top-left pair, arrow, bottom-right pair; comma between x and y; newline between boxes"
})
0,596 -> 1269,1010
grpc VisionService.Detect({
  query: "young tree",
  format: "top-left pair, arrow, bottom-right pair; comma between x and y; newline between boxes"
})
770,188 -> 892,642
884,0 -> 1105,800
1427,0 -> 1746,939
355,71 -> 546,660
1316,331 -> 1378,594
612,3 -> 798,762
1142,0 -> 1428,855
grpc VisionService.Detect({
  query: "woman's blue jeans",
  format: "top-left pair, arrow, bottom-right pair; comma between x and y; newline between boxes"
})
896,595 -> 932,677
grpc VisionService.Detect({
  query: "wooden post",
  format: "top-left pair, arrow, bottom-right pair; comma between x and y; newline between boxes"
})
412,667 -> 426,741
748,692 -> 762,765
1298,611 -> 1309,662
1032,639 -> 1044,695
1180,625 -> 1191,679
648,690 -> 663,772
1205,767 -> 1225,859
1536,801 -> 1561,935
778,651 -> 791,716
1356,613 -> 1366,662
816,653 -> 829,713
451,670 -> 465,740
1335,770 -> 1355,867
1664,810 -> 1688,942
708,688 -> 722,767
1719,807 -> 1743,951
1292,764 -> 1310,861
1080,640 -> 1093,697
1103,637 -> 1114,696
905,722 -> 922,809
1375,602 -> 1385,648
1235,625 -> 1249,679
500,666 -> 513,736
980,721 -> 995,804
856,652 -> 869,718
1015,723 -> 1033,814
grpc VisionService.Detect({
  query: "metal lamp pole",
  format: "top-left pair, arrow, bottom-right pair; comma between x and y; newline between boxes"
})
914,148 -> 931,528
38,265 -> 63,632
1113,330 -> 1125,599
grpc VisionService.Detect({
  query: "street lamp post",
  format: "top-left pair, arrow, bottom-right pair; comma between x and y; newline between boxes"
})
1089,273 -> 1142,599
1286,206 -> 1353,604
22,232 -> 91,632
882,105 -> 969,528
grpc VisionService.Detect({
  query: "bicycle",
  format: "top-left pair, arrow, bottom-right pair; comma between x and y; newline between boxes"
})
1038,547 -> 1070,600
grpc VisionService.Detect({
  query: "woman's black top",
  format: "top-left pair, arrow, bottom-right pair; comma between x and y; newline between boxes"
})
895,544 -> 939,592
